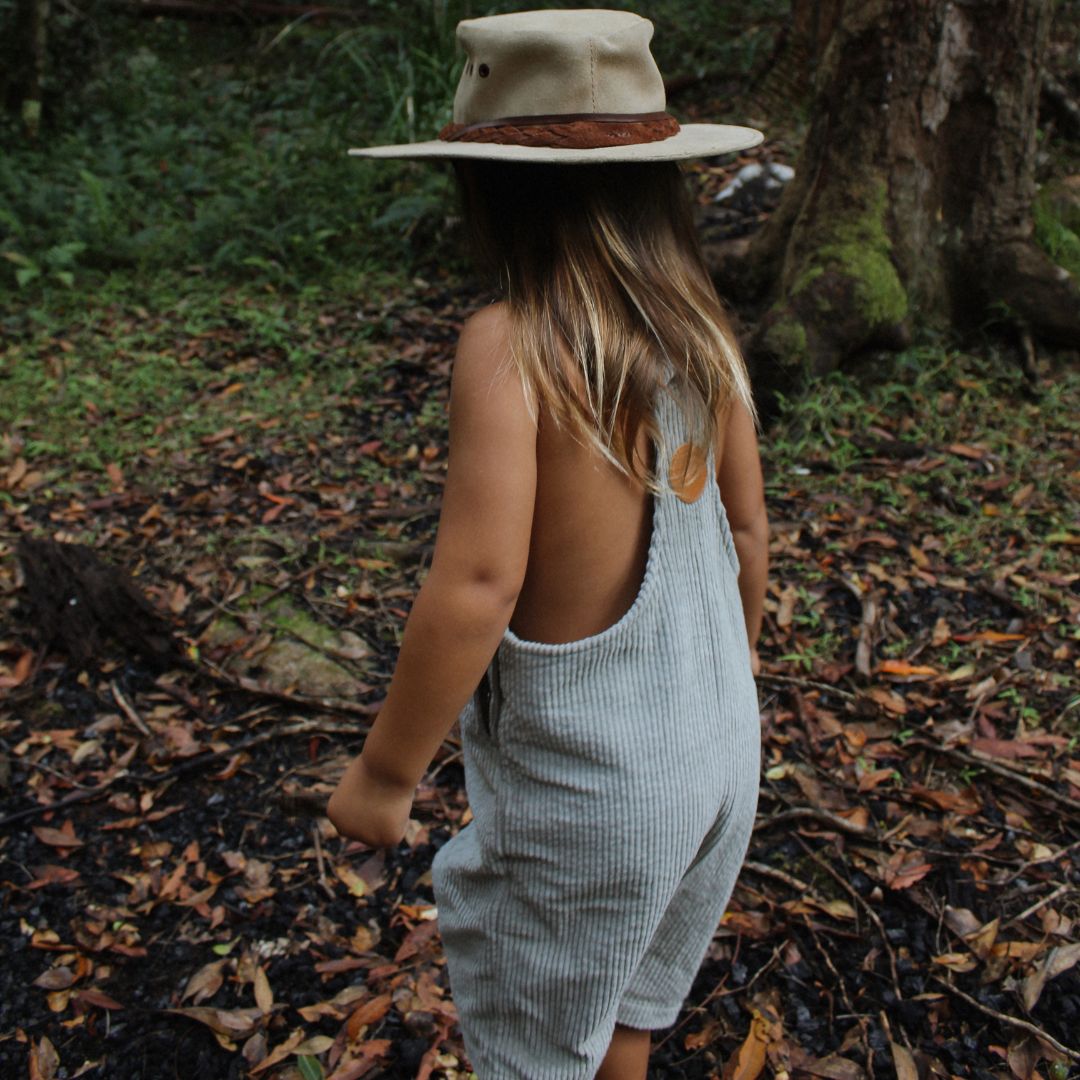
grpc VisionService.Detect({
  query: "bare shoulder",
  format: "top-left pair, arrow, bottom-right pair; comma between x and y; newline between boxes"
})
457,301 -> 511,363
452,302 -> 526,409
715,394 -> 765,529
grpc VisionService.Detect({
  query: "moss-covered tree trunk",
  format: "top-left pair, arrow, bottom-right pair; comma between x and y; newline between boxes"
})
740,0 -> 1079,384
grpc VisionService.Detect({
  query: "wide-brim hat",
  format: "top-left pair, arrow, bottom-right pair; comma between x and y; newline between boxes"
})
349,9 -> 764,165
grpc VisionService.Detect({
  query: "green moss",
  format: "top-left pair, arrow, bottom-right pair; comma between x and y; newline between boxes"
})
791,265 -> 825,295
763,316 -> 808,362
801,177 -> 909,327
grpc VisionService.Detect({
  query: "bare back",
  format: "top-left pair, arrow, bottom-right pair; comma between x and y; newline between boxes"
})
509,415 -> 655,645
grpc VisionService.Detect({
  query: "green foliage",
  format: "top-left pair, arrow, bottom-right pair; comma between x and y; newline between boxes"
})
1033,185 -> 1080,281
767,342 -> 1080,570
0,0 -> 787,295
0,4 -> 474,294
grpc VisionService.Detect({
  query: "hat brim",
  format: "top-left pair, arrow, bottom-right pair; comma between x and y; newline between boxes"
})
348,123 -> 763,164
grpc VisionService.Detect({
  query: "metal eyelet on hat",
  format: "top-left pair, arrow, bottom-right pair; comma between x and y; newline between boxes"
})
478,63 -> 490,77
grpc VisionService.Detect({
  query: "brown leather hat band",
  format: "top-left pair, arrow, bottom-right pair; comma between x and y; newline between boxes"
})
439,111 -> 679,149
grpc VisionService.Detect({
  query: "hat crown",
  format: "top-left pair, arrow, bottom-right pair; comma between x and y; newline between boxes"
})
452,9 -> 666,125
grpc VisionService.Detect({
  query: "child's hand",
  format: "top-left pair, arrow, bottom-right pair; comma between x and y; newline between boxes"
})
750,648 -> 761,677
327,754 -> 414,848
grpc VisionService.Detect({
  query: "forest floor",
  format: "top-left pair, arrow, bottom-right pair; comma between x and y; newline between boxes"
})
2,157 -> 1080,1079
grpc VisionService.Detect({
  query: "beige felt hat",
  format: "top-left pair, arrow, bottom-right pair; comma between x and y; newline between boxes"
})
349,9 -> 764,164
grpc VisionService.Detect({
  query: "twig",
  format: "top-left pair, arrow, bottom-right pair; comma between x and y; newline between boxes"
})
111,680 -> 151,737
311,822 -> 333,898
931,976 -> 1080,1061
278,791 -> 330,818
796,837 -> 903,1003
197,657 -> 382,719
755,805 -> 870,836
1003,883 -> 1073,929
743,860 -> 810,892
0,719 -> 353,829
910,737 -> 1080,818
757,671 -> 858,700
0,771 -> 131,829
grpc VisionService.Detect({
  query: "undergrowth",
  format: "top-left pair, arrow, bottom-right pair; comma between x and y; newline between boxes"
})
0,0 -> 786,296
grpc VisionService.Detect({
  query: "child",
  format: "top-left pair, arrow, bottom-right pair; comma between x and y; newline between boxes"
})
328,10 -> 768,1079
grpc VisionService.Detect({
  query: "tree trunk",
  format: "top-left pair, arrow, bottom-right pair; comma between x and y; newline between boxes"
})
22,0 -> 50,137
737,0 -> 1080,387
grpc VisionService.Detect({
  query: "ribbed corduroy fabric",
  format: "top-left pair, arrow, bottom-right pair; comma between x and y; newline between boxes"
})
431,385 -> 761,1079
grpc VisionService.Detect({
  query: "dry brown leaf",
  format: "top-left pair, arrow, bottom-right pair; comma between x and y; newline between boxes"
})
33,967 -> 76,991
720,1011 -> 769,1080
72,988 -> 123,1011
346,993 -> 393,1041
253,965 -> 274,1013
182,959 -> 227,1005
867,687 -> 908,715
1006,1034 -> 1045,1080
971,737 -> 1044,760
776,585 -> 798,629
801,1053 -> 866,1080
166,1005 -> 263,1048
877,659 -> 938,678
29,1036 -> 60,1080
890,1041 -> 918,1080
32,822 -> 83,849
325,1040 -> 393,1080
1022,943 -> 1080,1010
248,1028 -> 304,1075
964,917 -> 1000,961
883,850 -> 933,890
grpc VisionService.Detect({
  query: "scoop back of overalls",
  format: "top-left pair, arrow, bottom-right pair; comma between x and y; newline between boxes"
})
432,383 -> 761,1079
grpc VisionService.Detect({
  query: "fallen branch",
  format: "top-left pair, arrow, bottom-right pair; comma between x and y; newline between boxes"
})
0,719 -> 353,829
932,976 -> 1080,1061
198,657 -> 382,719
277,790 -> 330,818
910,737 -> 1080,818
755,804 -> 870,836
743,860 -> 810,893
797,836 -> 903,1003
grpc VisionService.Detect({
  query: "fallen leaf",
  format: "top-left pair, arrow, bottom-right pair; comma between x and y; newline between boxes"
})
72,988 -> 123,1011
877,659 -> 937,678
29,1036 -> 60,1080
33,822 -> 84,849
720,1010 -> 769,1080
891,1041 -> 918,1080
182,959 -> 227,1005
883,850 -> 933,890
248,1028 -> 305,1074
27,865 -> 81,889
801,1053 -> 866,1080
346,993 -> 393,1040
253,965 -> 274,1013
33,967 -> 76,990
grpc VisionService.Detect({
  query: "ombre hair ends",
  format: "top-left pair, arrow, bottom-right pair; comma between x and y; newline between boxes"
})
454,160 -> 757,490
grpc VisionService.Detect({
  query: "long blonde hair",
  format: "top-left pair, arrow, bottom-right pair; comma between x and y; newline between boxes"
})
454,160 -> 756,489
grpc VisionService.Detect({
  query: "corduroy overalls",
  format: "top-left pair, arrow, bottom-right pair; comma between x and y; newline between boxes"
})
432,384 -> 761,1079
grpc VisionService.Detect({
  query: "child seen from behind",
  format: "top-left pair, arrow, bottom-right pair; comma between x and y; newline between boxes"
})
329,10 -> 769,1078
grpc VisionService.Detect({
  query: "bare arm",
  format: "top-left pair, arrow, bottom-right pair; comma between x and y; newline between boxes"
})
328,306 -> 536,844
715,397 -> 768,671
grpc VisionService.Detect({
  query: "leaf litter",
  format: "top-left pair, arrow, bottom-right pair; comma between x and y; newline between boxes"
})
2,268 -> 1079,1077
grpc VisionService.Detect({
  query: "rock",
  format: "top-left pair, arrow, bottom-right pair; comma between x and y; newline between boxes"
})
202,593 -> 371,698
